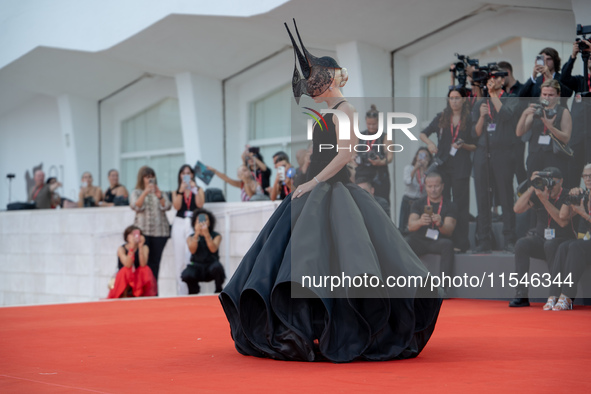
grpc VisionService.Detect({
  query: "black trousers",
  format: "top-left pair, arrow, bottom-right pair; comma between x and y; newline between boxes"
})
560,239 -> 591,298
566,141 -> 585,189
405,235 -> 454,286
181,261 -> 226,294
514,235 -> 570,295
440,170 -> 471,251
474,147 -> 516,247
514,140 -> 527,184
144,235 -> 168,283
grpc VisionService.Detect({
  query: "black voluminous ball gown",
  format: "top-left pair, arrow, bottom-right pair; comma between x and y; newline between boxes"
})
219,101 -> 442,362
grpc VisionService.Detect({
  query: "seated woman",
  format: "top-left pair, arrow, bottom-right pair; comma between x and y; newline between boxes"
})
108,225 -> 157,298
78,172 -> 104,207
101,169 -> 129,206
182,208 -> 225,294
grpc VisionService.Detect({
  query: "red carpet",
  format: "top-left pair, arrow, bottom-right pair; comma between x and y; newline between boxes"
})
1,297 -> 590,393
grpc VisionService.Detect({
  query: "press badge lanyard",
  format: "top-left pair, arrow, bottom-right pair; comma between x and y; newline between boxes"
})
417,169 -> 423,193
32,185 -> 42,200
427,197 -> 443,229
183,191 -> 192,210
450,119 -> 461,143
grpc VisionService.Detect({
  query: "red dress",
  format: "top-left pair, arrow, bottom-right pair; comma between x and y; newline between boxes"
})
108,245 -> 157,298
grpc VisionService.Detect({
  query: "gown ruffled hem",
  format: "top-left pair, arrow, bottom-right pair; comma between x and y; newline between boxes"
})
219,181 -> 442,362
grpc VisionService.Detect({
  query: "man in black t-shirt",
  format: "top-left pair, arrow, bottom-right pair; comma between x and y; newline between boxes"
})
509,167 -> 576,307
405,172 -> 457,287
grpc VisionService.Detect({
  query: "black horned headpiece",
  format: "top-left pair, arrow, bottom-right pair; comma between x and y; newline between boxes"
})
284,19 -> 342,103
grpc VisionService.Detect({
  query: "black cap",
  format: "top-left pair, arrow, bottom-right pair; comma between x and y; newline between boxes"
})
542,167 -> 563,179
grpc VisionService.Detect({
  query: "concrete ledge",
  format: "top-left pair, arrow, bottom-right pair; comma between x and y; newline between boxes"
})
0,201 -> 280,306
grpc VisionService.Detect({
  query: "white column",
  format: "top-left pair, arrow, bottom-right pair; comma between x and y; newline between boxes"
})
336,41 -> 391,98
175,72 -> 224,188
57,94 -> 99,200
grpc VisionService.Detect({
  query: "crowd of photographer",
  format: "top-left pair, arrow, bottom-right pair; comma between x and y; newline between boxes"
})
401,28 -> 591,309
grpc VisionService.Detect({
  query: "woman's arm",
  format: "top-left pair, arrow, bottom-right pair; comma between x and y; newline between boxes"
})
516,105 -> 535,137
117,246 -> 134,269
172,191 -> 182,211
204,234 -> 221,254
139,244 -> 149,267
544,108 -> 572,145
243,179 -> 257,198
94,187 -> 104,206
209,168 -> 242,188
131,189 -> 149,211
252,156 -> 267,172
187,234 -> 199,254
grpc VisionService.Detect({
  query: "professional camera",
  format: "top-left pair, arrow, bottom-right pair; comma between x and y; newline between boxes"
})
564,190 -> 589,206
355,147 -> 384,167
531,171 -> 556,191
532,99 -> 557,118
472,63 -> 508,85
576,24 -> 591,52
451,53 -> 479,88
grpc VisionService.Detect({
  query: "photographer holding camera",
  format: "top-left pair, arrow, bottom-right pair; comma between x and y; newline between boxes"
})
509,167 -> 575,307
516,79 -> 573,185
519,47 -> 573,101
405,172 -> 457,290
561,36 -> 591,186
399,147 -> 432,234
542,163 -> 591,310
419,88 -> 475,252
270,151 -> 294,201
354,105 -> 393,204
242,145 -> 271,197
472,69 -> 518,253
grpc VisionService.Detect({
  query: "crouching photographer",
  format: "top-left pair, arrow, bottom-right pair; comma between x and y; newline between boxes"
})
182,208 -> 225,294
405,172 -> 457,292
509,168 -> 576,307
543,164 -> 591,311
516,79 -> 573,185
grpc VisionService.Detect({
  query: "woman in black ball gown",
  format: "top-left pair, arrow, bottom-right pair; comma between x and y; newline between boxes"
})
219,20 -> 442,363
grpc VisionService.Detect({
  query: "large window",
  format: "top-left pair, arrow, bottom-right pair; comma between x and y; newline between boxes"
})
120,98 -> 185,192
248,84 -> 308,172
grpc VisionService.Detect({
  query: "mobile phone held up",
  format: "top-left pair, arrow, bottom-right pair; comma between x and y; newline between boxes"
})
183,174 -> 191,185
424,205 -> 433,215
198,213 -> 207,224
536,55 -> 545,66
